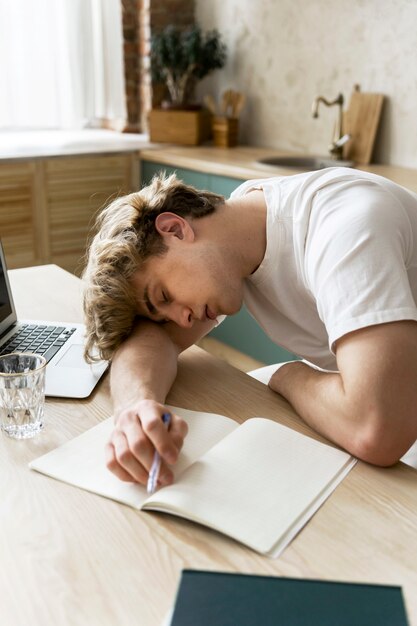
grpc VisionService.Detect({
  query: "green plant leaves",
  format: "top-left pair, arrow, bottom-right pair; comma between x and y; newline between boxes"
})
151,25 -> 227,107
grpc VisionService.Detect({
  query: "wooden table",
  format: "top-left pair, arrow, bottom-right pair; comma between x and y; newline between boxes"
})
2,265 -> 417,626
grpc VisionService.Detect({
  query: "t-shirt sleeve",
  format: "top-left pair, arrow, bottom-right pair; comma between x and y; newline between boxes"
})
304,178 -> 417,353
229,177 -> 277,199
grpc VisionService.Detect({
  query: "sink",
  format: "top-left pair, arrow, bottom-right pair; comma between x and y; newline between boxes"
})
256,155 -> 354,170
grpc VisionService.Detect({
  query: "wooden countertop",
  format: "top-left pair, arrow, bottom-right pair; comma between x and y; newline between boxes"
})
139,144 -> 417,193
4,264 -> 417,626
3,137 -> 417,193
0,129 -> 153,162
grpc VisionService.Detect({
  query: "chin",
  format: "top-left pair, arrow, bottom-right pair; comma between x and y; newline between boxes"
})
223,299 -> 243,316
215,289 -> 243,317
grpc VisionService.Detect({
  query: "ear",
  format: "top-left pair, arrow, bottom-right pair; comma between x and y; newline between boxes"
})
154,212 -> 195,242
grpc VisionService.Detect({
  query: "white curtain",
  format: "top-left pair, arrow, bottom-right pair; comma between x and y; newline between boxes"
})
0,0 -> 127,129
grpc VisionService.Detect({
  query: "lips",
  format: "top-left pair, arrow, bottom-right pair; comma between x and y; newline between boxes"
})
205,305 -> 217,320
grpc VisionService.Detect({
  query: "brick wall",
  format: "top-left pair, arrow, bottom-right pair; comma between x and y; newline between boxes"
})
121,0 -> 195,132
121,0 -> 141,132
150,0 -> 195,32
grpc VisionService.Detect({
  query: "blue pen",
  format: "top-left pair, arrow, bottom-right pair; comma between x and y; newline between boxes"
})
147,412 -> 171,495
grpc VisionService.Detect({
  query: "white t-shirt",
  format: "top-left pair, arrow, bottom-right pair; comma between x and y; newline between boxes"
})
231,167 -> 417,370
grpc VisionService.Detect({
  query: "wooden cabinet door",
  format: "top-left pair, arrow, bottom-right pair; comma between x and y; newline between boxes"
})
0,161 -> 45,269
45,154 -> 136,275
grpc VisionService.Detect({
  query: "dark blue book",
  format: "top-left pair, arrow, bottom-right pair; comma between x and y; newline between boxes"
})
170,570 -> 409,626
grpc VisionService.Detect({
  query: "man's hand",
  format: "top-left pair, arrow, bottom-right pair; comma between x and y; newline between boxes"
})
105,399 -> 188,485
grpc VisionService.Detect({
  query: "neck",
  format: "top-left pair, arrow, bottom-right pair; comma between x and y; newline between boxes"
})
221,190 -> 267,277
190,189 -> 267,280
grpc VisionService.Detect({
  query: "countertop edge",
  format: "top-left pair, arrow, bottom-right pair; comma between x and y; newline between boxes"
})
138,145 -> 417,190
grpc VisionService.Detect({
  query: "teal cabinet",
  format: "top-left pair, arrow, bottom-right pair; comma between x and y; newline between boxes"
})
208,174 -> 242,197
141,161 -> 242,198
140,160 -> 297,365
141,161 -> 209,190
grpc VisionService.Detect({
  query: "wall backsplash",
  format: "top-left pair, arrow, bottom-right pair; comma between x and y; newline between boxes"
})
196,0 -> 417,168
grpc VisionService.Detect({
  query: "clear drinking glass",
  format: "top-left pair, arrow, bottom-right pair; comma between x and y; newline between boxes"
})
0,353 -> 46,439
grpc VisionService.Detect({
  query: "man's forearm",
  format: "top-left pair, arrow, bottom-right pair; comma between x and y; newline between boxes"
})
110,322 -> 179,413
268,359 -> 414,466
268,362 -> 364,455
271,322 -> 417,466
269,362 -> 388,465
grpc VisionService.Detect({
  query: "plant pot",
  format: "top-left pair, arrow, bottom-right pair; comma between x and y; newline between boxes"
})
148,108 -> 212,145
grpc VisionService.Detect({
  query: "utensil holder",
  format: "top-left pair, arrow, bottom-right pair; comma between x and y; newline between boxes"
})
212,116 -> 239,148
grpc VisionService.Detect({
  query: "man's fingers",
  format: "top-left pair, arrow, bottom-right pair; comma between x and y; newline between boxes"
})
141,410 -> 188,464
106,431 -> 148,484
169,421 -> 187,454
123,418 -> 155,471
157,460 -> 174,487
106,403 -> 189,486
171,413 -> 188,439
104,440 -> 139,482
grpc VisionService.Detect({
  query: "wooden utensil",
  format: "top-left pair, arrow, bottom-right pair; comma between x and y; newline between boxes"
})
221,89 -> 234,116
221,90 -> 245,118
343,84 -> 384,164
233,93 -> 246,118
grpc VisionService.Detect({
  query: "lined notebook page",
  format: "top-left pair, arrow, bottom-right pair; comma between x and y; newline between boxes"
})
145,418 -> 355,556
29,407 -> 238,509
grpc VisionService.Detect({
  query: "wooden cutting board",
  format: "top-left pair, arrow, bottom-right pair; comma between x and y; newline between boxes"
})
343,86 -> 384,164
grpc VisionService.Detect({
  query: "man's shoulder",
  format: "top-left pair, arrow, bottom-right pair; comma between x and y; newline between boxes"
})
230,176 -> 285,199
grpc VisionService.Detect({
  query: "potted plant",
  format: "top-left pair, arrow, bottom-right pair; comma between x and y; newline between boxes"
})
149,24 -> 227,145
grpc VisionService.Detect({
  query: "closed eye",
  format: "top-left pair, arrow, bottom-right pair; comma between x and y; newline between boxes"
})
143,285 -> 168,322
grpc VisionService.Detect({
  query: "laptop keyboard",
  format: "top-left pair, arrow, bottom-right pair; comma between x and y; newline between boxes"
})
0,324 -> 76,363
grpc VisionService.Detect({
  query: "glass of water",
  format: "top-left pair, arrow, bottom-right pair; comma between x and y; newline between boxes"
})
0,353 -> 46,439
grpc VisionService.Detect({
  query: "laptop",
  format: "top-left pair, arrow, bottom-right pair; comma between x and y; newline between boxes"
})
0,242 -> 107,398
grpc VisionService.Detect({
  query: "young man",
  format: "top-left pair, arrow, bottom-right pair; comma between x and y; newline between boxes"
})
83,168 -> 417,486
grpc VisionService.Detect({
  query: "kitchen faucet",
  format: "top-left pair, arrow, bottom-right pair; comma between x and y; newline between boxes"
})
312,92 -> 350,160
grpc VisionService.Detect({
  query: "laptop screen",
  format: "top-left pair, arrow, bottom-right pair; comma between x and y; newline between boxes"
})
0,262 -> 12,322
0,242 -> 17,335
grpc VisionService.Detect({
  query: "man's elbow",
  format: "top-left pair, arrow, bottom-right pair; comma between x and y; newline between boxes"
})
348,411 -> 416,467
353,433 -> 401,467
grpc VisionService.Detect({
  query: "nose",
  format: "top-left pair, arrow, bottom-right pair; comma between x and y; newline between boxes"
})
170,303 -> 194,328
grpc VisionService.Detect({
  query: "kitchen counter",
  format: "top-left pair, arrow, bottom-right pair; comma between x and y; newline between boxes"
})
0,129 -> 153,161
3,131 -> 416,193
139,144 -> 417,193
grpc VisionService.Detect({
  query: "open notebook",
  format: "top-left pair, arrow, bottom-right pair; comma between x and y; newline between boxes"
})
29,407 -> 356,558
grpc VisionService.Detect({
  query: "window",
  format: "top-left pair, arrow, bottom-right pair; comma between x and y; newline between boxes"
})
0,0 -> 127,130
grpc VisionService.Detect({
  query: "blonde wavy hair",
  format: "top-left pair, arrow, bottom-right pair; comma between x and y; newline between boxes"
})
82,172 -> 224,362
